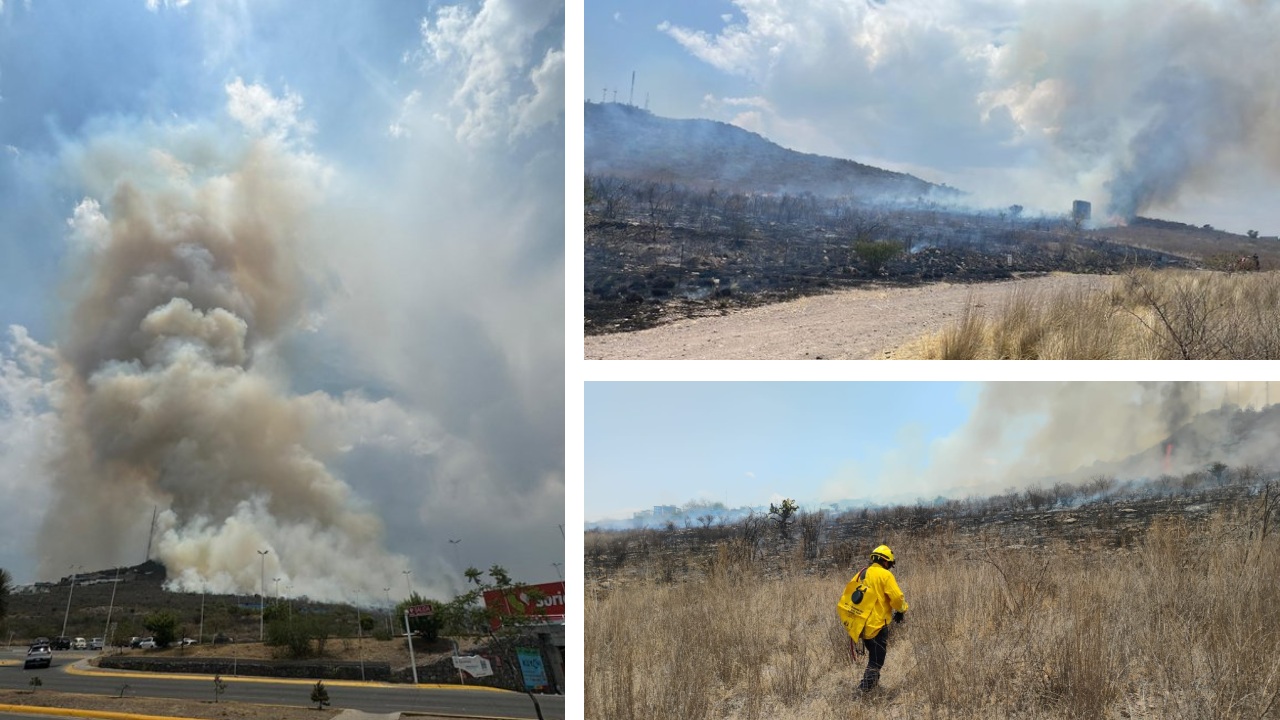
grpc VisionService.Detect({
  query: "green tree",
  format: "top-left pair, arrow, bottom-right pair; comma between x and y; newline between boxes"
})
0,567 -> 11,624
142,611 -> 178,648
768,498 -> 799,539
394,593 -> 445,644
310,681 -> 330,710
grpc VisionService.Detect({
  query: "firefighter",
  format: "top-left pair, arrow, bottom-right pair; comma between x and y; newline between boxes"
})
836,544 -> 908,693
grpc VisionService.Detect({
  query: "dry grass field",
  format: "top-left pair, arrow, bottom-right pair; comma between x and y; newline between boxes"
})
900,269 -> 1280,359
586,494 -> 1280,718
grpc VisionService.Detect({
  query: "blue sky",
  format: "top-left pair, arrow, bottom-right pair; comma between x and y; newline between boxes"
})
586,382 -> 975,519
0,0 -> 564,601
585,0 -> 1280,235
584,381 -> 1272,522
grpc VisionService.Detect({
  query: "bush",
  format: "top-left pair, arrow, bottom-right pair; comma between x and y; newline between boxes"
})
853,240 -> 902,275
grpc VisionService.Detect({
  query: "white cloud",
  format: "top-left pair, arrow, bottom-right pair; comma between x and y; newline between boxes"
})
225,77 -> 315,141
418,0 -> 564,145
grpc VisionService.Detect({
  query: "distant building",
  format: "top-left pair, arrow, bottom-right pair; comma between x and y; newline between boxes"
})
1072,200 -> 1092,224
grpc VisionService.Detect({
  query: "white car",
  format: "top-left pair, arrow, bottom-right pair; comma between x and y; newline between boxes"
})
72,637 -> 87,650
89,637 -> 104,650
24,644 -> 52,670
137,637 -> 157,649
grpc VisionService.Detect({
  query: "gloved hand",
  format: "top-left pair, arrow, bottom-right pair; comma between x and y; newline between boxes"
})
892,611 -> 906,624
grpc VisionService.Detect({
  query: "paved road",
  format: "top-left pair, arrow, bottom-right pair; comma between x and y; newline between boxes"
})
0,652 -> 563,719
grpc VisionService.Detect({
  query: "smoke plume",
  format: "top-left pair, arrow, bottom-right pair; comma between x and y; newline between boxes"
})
989,0 -> 1280,219
35,131 -> 410,598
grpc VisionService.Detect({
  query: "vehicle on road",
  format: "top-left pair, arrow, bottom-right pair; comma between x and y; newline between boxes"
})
24,644 -> 52,670
129,637 -> 142,648
72,637 -> 88,650
90,637 -> 104,650
180,637 -> 197,647
51,637 -> 71,651
138,637 -> 157,649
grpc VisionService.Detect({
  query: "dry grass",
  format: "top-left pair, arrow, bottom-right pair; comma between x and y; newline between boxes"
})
586,509 -> 1280,719
901,269 -> 1280,359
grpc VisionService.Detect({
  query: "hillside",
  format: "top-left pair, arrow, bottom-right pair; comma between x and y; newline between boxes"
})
584,102 -> 954,201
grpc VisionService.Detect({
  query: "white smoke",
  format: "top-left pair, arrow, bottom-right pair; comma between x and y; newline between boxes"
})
657,0 -> 1280,224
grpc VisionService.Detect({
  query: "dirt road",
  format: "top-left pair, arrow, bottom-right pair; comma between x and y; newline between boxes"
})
584,273 -> 1114,360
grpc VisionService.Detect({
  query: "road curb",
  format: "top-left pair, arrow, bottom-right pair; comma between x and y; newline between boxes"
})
66,661 -> 510,694
0,703 -> 204,720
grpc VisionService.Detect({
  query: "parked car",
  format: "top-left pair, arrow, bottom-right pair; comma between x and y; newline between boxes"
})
51,637 -> 71,651
72,637 -> 87,650
89,637 -> 104,650
129,637 -> 142,648
137,637 -> 157,649
24,644 -> 52,670
180,637 -> 197,647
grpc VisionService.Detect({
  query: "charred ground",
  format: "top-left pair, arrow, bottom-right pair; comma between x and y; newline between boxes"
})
583,182 -> 1209,335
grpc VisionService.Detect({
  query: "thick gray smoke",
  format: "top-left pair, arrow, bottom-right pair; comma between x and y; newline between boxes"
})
36,132 -> 410,598
914,382 -> 1277,499
991,0 -> 1280,220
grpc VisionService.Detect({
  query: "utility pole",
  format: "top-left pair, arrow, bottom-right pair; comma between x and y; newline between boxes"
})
199,586 -> 206,645
257,550 -> 270,642
384,587 -> 394,635
629,70 -> 635,106
402,569 -> 413,598
273,577 -> 281,600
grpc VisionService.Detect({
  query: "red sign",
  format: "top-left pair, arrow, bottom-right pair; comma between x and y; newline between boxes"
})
407,604 -> 434,617
482,581 -> 565,629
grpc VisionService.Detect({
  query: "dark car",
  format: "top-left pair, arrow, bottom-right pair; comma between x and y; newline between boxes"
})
24,644 -> 52,670
51,637 -> 72,651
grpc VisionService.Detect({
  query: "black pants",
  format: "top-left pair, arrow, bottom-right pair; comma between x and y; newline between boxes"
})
859,626 -> 890,691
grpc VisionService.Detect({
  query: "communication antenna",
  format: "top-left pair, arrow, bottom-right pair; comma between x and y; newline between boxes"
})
144,505 -> 158,562
629,70 -> 636,106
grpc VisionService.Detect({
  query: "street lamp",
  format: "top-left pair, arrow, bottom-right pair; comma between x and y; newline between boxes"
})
61,565 -> 82,640
257,550 -> 270,642
273,577 -> 281,600
448,538 -> 462,570
402,569 -> 412,598
103,567 -> 121,651
383,587 -> 393,634
199,585 -> 206,645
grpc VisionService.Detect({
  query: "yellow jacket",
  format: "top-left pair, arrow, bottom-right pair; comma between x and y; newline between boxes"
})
836,563 -> 908,641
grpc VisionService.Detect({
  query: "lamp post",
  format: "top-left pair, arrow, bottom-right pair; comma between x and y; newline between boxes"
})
383,587 -> 393,634
402,569 -> 412,598
103,567 -> 121,652
61,565 -> 81,639
354,589 -> 365,682
257,550 -> 269,642
273,577 -> 281,600
449,539 -> 462,570
198,586 -> 206,645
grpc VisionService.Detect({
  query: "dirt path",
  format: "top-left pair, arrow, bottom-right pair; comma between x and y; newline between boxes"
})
584,273 -> 1115,360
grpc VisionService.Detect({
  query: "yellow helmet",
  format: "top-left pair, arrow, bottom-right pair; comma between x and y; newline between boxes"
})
871,545 -> 895,564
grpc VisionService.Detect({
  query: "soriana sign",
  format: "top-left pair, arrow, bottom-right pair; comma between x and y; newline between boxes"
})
483,581 -> 565,628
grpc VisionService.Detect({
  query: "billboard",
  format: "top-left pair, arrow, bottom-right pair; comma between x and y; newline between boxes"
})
482,581 -> 565,629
